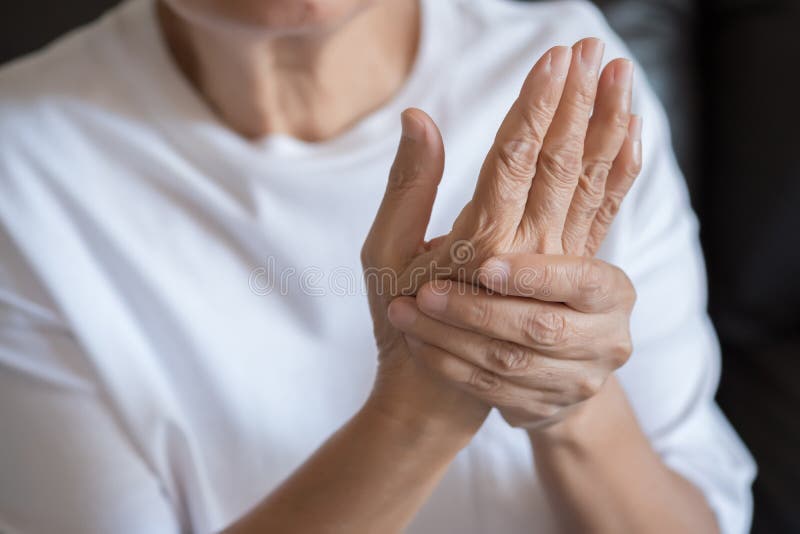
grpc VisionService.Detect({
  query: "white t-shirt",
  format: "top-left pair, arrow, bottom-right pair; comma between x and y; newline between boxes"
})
0,0 -> 755,532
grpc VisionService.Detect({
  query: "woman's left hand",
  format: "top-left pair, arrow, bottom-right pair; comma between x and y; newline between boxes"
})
387,252 -> 636,430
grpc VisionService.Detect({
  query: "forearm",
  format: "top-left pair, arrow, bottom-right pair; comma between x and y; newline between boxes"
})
223,383 -> 480,534
529,376 -> 719,534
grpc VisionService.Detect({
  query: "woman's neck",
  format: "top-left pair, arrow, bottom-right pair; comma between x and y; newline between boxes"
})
157,1 -> 420,141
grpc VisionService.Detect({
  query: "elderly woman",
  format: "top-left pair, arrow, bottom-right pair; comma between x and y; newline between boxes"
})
0,0 -> 754,532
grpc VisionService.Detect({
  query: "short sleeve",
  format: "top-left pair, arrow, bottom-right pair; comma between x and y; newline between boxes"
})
606,33 -> 757,534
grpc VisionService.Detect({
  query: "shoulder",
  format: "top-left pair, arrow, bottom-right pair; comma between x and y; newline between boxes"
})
0,8 -> 118,116
434,0 -> 636,125
462,0 -> 608,26
0,14 -> 107,98
452,0 -> 618,48
0,8 -> 139,295
0,2 -> 158,251
0,3 -> 138,173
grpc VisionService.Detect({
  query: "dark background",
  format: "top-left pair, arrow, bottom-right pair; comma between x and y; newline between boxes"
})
2,1 -> 799,532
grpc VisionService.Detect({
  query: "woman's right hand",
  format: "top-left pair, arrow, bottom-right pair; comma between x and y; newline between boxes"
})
361,38 -> 639,438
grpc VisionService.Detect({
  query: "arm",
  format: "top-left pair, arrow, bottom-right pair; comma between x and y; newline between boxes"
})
530,377 -> 718,533
224,393 -> 478,534
391,252 -> 721,533
0,254 -> 181,534
525,55 -> 724,532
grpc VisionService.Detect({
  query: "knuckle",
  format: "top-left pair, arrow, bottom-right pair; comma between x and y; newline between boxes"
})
466,226 -> 504,267
519,102 -> 551,145
493,139 -> 536,185
608,109 -> 631,132
594,196 -> 621,229
573,162 -> 611,218
488,339 -> 534,375
468,368 -> 503,392
610,332 -> 633,368
575,373 -> 605,400
583,234 -> 600,257
605,190 -> 625,213
577,259 -> 611,306
594,203 -> 614,227
613,266 -> 637,308
538,146 -> 582,187
468,297 -> 493,329
581,161 -> 612,197
523,309 -> 566,347
625,156 -> 643,178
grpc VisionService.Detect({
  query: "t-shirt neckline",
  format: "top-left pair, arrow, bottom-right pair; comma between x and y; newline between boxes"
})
114,0 -> 449,168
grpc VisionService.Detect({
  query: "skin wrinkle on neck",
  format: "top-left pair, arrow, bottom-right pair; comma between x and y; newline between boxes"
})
157,0 -> 420,141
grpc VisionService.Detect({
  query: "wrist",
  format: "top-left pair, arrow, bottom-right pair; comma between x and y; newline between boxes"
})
367,356 -> 488,446
527,403 -> 590,452
527,375 -> 624,452
358,396 -> 477,453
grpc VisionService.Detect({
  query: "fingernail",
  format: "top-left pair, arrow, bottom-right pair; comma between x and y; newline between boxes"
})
629,115 -> 642,161
478,258 -> 510,290
418,281 -> 449,313
614,59 -> 633,87
549,45 -> 572,78
387,299 -> 418,328
400,110 -> 425,142
577,38 -> 604,70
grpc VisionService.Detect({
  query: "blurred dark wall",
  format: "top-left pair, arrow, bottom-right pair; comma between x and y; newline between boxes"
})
2,1 -> 799,532
700,3 -> 800,533
0,1 -> 122,65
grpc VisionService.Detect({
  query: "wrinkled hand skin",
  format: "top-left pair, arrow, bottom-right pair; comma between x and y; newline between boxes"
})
390,255 -> 636,430
362,38 -> 642,433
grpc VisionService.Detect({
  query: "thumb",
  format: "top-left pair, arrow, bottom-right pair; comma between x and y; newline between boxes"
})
364,108 -> 445,267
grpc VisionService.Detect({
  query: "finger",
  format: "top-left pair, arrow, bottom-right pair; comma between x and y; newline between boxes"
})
469,45 -> 572,230
363,108 -> 444,267
477,254 -> 635,313
388,298 -> 596,395
522,38 -> 605,252
562,58 -> 633,256
585,115 -> 643,256
414,281 -> 626,357
404,336 -> 564,418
